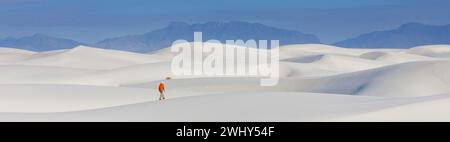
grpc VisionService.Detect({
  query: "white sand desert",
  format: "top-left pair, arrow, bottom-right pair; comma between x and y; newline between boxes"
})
1,44 -> 450,121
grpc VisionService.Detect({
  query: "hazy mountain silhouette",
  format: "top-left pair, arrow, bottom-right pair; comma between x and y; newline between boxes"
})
3,22 -> 450,52
0,34 -> 85,51
335,23 -> 450,48
95,21 -> 321,52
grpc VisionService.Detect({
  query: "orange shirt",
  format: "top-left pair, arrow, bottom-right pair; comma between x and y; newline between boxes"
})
158,83 -> 165,93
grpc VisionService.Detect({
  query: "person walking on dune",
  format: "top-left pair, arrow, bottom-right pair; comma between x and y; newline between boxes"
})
158,81 -> 166,100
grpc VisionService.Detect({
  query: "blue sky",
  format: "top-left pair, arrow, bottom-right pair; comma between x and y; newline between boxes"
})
1,0 -> 450,43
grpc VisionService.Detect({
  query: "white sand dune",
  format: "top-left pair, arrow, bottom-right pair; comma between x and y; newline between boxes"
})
0,65 -> 95,85
0,84 -> 155,113
297,60 -> 450,97
283,54 -> 387,72
360,51 -> 436,63
128,60 -> 450,97
407,45 -> 450,58
0,47 -> 36,63
1,92 -> 450,122
1,43 -> 450,121
11,46 -> 164,70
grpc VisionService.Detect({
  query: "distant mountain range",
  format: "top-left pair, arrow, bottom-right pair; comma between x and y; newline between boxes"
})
0,34 -> 85,51
0,21 -> 320,52
1,22 -> 450,52
95,21 -> 321,52
334,23 -> 450,48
